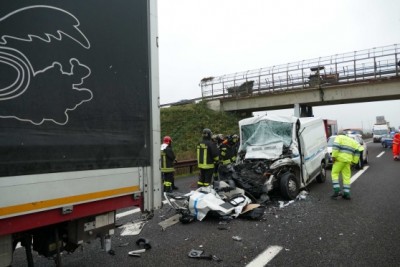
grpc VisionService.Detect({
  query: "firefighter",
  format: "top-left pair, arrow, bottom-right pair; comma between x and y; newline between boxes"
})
218,134 -> 232,180
229,134 -> 240,163
197,128 -> 219,187
393,132 -> 400,161
161,136 -> 176,192
211,134 -> 224,181
330,134 -> 364,200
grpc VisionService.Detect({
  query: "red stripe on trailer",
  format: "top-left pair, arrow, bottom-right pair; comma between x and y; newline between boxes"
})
0,195 -> 141,236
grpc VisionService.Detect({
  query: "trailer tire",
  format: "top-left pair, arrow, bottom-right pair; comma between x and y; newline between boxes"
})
280,172 -> 299,200
316,161 -> 326,183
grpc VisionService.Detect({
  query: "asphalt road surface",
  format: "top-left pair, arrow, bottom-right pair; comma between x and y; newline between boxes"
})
12,141 -> 400,267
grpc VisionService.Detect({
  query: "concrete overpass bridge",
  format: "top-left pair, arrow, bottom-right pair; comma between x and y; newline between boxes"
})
200,44 -> 400,117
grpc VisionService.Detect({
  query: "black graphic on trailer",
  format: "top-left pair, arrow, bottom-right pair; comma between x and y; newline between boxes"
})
0,5 -> 93,125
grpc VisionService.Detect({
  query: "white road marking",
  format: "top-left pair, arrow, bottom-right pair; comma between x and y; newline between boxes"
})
377,151 -> 385,158
116,208 -> 140,219
351,166 -> 369,184
246,245 -> 283,267
116,199 -> 170,219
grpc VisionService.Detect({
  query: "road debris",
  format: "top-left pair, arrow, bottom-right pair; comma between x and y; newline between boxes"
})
128,249 -> 146,257
188,249 -> 222,262
119,220 -> 146,236
158,214 -> 181,230
232,236 -> 242,241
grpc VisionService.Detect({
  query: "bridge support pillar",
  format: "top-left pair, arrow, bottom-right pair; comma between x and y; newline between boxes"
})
294,104 -> 313,117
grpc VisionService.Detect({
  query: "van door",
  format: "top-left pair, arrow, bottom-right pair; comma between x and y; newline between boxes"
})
298,118 -> 327,183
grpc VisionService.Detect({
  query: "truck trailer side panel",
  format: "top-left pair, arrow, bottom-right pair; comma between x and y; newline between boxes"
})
0,1 -> 161,264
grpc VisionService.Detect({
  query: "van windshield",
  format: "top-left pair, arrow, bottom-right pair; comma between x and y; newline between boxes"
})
240,120 -> 293,153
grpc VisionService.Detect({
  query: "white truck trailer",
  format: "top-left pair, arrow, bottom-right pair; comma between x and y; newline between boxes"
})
0,1 -> 162,266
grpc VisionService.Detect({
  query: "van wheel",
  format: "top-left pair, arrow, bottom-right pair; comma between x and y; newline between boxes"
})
316,161 -> 326,183
280,172 -> 299,200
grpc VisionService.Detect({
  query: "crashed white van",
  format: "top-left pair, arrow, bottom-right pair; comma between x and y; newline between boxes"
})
234,114 -> 329,200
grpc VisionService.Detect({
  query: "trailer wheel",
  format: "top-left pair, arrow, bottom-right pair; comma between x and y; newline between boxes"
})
316,161 -> 326,183
280,172 -> 299,200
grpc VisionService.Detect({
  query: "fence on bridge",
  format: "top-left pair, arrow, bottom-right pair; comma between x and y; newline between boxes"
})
200,44 -> 400,100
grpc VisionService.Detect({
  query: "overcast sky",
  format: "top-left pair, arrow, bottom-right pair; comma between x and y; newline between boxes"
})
157,0 -> 400,131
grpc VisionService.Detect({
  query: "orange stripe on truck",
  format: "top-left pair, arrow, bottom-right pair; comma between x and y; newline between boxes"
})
0,185 -> 140,217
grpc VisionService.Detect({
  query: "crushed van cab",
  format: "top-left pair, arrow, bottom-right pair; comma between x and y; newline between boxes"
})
229,114 -> 329,200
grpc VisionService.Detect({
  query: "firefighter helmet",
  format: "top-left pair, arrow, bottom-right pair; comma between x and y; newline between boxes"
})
202,128 -> 212,139
163,136 -> 172,144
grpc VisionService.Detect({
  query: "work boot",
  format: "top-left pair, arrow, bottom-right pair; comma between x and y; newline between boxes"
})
342,194 -> 351,200
331,191 -> 342,200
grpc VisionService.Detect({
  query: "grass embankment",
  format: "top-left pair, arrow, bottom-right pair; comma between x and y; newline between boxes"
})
160,101 -> 242,160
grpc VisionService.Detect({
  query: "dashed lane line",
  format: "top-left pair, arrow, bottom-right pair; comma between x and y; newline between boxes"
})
377,151 -> 385,158
246,245 -> 283,267
351,166 -> 369,184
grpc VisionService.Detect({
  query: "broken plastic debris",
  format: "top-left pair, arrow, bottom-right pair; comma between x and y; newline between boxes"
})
232,236 -> 242,241
120,221 -> 146,236
128,249 -> 146,256
188,249 -> 204,258
297,190 -> 309,200
158,214 -> 180,230
279,200 -> 295,209
188,249 -> 221,261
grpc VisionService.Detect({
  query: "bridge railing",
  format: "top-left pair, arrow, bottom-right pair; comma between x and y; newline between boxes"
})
200,44 -> 400,100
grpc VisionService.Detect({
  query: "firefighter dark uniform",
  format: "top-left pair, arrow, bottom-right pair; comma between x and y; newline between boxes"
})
331,134 -> 364,200
197,128 -> 219,187
230,134 -> 240,163
161,136 -> 176,192
218,137 -> 233,180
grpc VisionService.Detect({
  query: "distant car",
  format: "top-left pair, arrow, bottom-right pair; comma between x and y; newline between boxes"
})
327,134 -> 368,169
341,129 -> 363,137
381,132 -> 395,148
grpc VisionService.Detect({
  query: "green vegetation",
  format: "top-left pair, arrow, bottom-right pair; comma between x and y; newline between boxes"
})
161,101 -> 242,160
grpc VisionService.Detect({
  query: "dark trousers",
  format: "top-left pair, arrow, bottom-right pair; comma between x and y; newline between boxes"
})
198,168 -> 214,187
162,172 -> 174,191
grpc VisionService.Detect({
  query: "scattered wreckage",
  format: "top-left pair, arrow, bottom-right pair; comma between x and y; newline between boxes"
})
164,181 -> 265,224
165,114 -> 329,223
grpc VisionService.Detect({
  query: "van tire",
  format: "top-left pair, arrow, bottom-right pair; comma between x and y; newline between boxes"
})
316,161 -> 326,183
280,172 -> 299,200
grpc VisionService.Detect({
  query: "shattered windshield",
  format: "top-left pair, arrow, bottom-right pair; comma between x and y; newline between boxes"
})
240,120 -> 293,155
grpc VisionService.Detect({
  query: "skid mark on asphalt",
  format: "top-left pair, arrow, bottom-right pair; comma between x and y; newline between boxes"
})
246,245 -> 283,267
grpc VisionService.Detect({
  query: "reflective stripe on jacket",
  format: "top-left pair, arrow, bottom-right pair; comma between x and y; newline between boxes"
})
161,144 -> 175,173
197,139 -> 219,169
219,143 -> 232,165
332,135 -> 364,164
